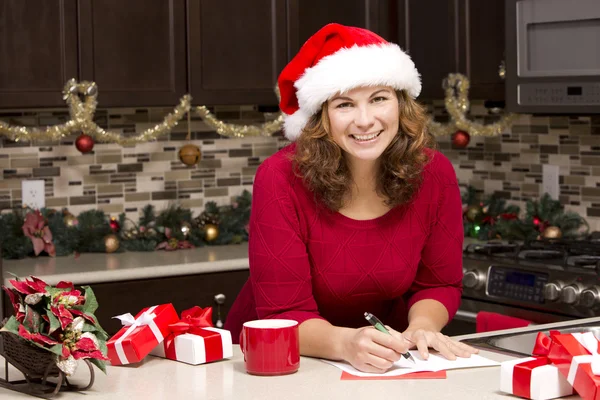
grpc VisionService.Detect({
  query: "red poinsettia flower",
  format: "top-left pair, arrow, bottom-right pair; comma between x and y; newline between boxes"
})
53,289 -> 85,307
61,334 -> 109,361
8,276 -> 48,295
22,211 -> 56,257
56,281 -> 74,289
70,309 -> 96,324
155,227 -> 194,251
18,325 -> 59,347
2,286 -> 25,322
51,304 -> 74,330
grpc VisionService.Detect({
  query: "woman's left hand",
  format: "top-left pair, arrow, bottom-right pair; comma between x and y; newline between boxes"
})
401,328 -> 479,360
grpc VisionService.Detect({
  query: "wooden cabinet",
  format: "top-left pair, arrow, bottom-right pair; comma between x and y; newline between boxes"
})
78,0 -> 187,107
0,0 -> 78,108
188,0 -> 287,106
1,270 -> 250,336
395,0 -> 505,101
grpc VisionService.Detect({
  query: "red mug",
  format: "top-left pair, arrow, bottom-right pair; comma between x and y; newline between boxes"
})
240,319 -> 300,376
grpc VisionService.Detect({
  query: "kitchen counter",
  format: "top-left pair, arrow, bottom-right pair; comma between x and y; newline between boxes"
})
3,317 -> 597,399
1,243 -> 250,286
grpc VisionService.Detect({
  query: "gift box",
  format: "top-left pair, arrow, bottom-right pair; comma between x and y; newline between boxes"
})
500,332 -> 574,400
107,303 -> 179,366
150,306 -> 233,365
548,331 -> 600,400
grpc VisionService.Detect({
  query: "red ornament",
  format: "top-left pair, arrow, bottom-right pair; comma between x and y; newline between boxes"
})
533,217 -> 541,226
452,130 -> 470,148
75,134 -> 94,153
109,217 -> 120,232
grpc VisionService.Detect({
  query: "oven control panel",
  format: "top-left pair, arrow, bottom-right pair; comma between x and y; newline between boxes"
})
486,266 -> 548,304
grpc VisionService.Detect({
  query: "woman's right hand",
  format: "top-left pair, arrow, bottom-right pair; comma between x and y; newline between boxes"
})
340,326 -> 410,373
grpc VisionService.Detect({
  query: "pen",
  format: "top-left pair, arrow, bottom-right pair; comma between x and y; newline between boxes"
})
364,312 -> 416,364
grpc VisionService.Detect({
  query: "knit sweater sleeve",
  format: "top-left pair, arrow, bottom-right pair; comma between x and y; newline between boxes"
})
248,160 -> 325,325
406,154 -> 464,321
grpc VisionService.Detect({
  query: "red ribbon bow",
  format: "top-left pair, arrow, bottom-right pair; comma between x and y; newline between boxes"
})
513,331 -> 561,398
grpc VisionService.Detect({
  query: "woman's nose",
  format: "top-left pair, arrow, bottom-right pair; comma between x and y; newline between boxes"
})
353,106 -> 375,129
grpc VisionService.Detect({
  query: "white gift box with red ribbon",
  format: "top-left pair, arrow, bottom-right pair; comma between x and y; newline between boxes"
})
151,327 -> 233,365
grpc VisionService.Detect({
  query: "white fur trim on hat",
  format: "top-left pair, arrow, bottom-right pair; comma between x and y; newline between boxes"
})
284,43 -> 421,141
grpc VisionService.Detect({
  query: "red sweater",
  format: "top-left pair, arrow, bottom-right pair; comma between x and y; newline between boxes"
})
225,144 -> 464,340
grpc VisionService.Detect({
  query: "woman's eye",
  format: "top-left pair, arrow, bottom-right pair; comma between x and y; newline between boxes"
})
372,96 -> 388,103
336,102 -> 352,109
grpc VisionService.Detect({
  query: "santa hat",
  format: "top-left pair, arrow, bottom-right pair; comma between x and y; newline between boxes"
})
278,23 -> 421,141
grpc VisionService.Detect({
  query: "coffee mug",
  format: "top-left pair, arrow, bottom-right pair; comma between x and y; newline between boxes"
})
240,319 -> 300,376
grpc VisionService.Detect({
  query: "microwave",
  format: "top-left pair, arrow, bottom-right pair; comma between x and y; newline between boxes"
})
505,0 -> 600,114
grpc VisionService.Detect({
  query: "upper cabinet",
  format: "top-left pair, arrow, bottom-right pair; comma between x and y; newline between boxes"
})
0,0 -> 78,108
396,0 -> 505,101
78,0 -> 187,107
188,0 -> 287,106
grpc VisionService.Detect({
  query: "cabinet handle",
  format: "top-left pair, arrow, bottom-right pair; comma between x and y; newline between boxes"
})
214,294 -> 226,327
498,60 -> 506,80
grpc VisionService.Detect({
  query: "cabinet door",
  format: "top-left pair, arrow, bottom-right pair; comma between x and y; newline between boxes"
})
287,0 -> 390,58
188,0 -> 287,106
0,0 -> 78,108
397,0 -> 461,100
78,0 -> 187,107
458,0 -> 505,101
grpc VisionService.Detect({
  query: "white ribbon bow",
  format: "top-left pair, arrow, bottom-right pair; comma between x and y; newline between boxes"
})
112,305 -> 164,364
567,332 -> 600,384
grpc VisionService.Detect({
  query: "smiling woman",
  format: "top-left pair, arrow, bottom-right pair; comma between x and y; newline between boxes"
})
225,23 -> 477,374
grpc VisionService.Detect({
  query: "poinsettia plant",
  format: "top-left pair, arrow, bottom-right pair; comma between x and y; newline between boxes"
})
1,276 -> 109,375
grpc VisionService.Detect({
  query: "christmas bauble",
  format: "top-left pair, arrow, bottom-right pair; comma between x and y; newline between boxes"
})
63,213 -> 78,227
178,144 -> 201,166
75,134 -> 95,154
104,234 -> 120,253
465,205 -> 483,222
452,130 -> 470,148
204,224 -> 219,242
181,221 -> 191,237
109,217 -> 120,232
542,226 -> 562,239
86,83 -> 98,97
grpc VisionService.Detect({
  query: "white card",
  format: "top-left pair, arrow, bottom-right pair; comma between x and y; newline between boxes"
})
22,180 -> 45,209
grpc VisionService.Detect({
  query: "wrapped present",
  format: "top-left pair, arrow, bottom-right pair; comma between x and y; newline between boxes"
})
107,304 -> 179,366
549,331 -> 600,400
500,331 -> 574,400
150,306 -> 233,365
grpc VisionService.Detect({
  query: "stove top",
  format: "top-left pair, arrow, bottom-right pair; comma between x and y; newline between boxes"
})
462,233 -> 600,319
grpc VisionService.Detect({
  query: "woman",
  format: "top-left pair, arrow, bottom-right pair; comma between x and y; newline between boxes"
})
225,23 -> 477,373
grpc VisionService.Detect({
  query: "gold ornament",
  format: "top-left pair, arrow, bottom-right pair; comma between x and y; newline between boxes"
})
181,221 -> 191,237
427,73 -> 517,138
0,79 -> 191,145
104,234 -> 120,253
63,213 -> 77,227
204,224 -> 219,242
542,226 -> 562,239
465,205 -> 483,222
178,144 -> 201,166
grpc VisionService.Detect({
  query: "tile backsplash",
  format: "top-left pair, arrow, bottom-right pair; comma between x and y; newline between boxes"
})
1,101 -> 599,232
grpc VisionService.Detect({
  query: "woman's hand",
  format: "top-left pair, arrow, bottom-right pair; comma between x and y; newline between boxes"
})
401,328 -> 479,360
340,326 -> 411,373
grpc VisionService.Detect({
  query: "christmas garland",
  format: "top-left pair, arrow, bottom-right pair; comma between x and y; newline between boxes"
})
462,187 -> 589,241
0,191 -> 251,260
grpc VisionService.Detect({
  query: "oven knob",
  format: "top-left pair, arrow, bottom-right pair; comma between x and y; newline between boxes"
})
580,287 -> 600,308
543,282 -> 563,302
561,284 -> 582,305
463,270 -> 483,289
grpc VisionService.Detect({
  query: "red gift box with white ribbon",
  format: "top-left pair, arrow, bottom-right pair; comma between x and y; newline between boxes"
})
107,304 -> 179,366
150,306 -> 233,365
500,331 -> 574,400
548,331 -> 600,400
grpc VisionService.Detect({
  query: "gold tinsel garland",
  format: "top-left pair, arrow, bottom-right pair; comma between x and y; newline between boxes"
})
427,73 -> 517,137
0,74 -> 515,143
0,79 -> 191,145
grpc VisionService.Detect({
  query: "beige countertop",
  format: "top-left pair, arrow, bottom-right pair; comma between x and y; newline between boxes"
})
2,243 -> 250,285
3,318 -> 598,399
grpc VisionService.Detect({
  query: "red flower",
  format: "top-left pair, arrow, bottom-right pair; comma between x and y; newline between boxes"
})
18,325 -> 59,347
53,289 -> 85,307
22,211 -> 56,257
56,281 -> 74,289
8,276 -> 48,295
62,334 -> 109,361
71,309 -> 96,324
155,228 -> 194,251
2,286 -> 25,322
51,305 -> 74,330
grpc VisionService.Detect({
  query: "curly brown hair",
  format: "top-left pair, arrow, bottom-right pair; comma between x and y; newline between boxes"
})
292,90 -> 436,211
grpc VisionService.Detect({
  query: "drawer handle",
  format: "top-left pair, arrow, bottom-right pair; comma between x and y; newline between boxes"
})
214,294 -> 226,327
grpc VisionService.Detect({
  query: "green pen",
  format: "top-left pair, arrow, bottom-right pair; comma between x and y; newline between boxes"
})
364,312 -> 416,364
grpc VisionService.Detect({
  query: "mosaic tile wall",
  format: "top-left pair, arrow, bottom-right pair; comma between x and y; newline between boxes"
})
1,102 -> 599,232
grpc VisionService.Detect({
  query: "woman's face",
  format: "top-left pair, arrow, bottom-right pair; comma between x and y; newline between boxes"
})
327,86 -> 399,163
